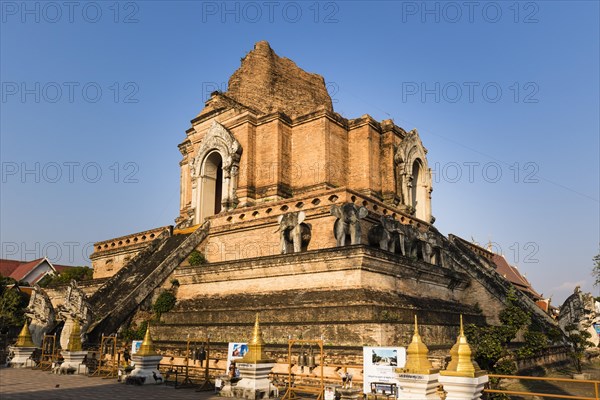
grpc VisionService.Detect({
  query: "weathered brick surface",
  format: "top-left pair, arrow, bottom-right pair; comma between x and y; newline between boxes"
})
225,41 -> 333,118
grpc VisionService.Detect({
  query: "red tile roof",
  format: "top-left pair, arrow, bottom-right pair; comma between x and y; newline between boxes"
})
0,258 -> 78,284
491,254 -> 542,299
8,258 -> 46,281
0,259 -> 22,277
53,264 -> 75,273
536,299 -> 550,312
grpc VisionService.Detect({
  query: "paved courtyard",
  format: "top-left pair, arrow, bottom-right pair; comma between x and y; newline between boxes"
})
0,367 -> 222,400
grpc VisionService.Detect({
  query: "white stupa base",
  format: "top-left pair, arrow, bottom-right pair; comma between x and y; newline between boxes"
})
231,362 -> 277,399
397,372 -> 440,399
129,355 -> 163,385
8,346 -> 37,368
438,374 -> 488,400
59,350 -> 88,374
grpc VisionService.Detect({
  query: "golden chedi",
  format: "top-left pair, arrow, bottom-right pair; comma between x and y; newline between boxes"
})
137,324 -> 158,356
397,315 -> 439,374
241,314 -> 274,363
66,320 -> 83,352
15,321 -> 35,348
440,315 -> 485,378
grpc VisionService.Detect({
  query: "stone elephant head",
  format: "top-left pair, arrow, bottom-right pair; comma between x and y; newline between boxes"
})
276,211 -> 312,254
330,203 -> 369,246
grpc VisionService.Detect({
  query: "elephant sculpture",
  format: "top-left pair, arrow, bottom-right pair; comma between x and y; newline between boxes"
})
331,203 -> 369,246
367,216 -> 412,255
276,211 -> 312,254
403,225 -> 423,259
368,216 -> 398,252
403,227 -> 437,263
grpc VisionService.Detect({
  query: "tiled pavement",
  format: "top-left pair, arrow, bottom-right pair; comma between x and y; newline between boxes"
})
0,368 -> 222,400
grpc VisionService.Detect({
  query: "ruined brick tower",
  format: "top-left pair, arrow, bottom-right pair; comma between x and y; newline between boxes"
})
28,42 -> 555,356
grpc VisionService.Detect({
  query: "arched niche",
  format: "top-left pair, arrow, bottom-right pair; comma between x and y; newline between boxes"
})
190,121 -> 242,224
410,159 -> 428,221
200,151 -> 223,220
394,129 -> 433,223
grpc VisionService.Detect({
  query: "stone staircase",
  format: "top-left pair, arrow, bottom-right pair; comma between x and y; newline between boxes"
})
86,222 -> 210,342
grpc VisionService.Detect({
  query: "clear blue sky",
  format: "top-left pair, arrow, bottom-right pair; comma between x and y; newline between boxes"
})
1,1 -> 598,305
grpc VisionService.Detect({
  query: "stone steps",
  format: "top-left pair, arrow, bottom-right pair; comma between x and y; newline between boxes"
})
86,222 -> 210,341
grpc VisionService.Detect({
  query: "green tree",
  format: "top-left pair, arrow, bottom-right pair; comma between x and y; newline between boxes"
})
593,251 -> 600,287
0,277 -> 30,332
153,291 -> 176,318
38,266 -> 93,287
464,288 -> 551,375
564,323 -> 595,374
188,250 -> 206,266
121,320 -> 148,342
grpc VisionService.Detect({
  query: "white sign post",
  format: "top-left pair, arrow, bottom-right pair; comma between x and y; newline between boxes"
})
362,347 -> 406,398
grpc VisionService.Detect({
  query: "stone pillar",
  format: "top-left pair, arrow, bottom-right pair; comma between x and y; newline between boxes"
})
438,315 -> 488,400
395,315 -> 440,399
8,322 -> 38,368
129,325 -> 163,384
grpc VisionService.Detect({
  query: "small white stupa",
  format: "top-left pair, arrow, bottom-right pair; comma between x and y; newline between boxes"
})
129,324 -> 163,384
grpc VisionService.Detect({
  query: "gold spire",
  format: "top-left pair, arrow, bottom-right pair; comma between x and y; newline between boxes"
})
441,315 -> 485,377
396,315 -> 438,375
249,313 -> 265,345
241,314 -> 273,364
15,321 -> 36,347
66,319 -> 82,351
136,324 -> 158,356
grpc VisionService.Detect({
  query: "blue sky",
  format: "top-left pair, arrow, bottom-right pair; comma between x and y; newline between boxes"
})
1,1 -> 598,305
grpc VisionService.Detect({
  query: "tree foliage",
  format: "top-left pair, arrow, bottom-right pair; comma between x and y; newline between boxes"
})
564,323 -> 595,373
152,291 -> 176,317
464,288 -> 551,376
188,250 -> 206,266
593,251 -> 600,287
38,266 -> 93,287
120,320 -> 148,342
0,277 -> 30,332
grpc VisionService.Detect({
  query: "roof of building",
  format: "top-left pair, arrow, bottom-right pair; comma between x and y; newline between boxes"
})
53,264 -> 74,273
5,284 -> 34,296
449,236 -> 545,303
0,258 -> 77,284
8,258 -> 46,281
0,259 -> 22,277
490,254 -> 542,299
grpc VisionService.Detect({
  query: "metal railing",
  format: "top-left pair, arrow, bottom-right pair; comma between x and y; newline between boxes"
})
485,374 -> 600,400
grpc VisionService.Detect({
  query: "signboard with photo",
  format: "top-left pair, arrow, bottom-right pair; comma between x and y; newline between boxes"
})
226,342 -> 248,373
362,347 -> 406,397
131,340 -> 143,354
